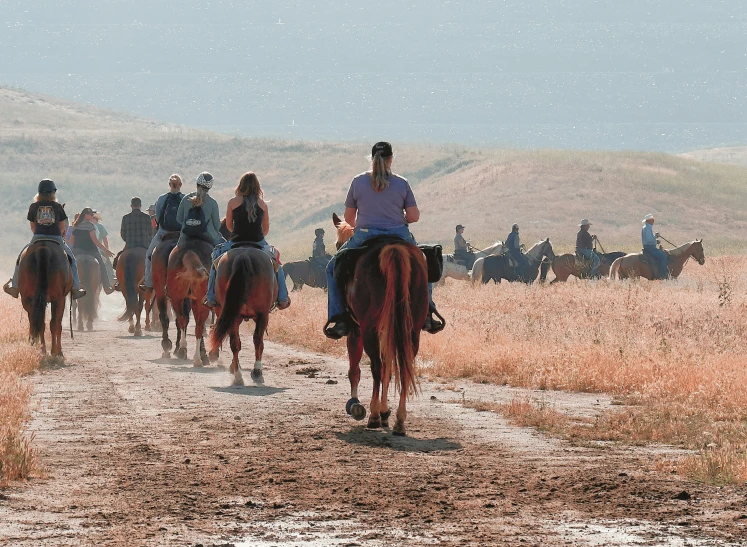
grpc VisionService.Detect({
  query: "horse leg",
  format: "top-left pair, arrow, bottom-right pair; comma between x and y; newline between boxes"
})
345,331 -> 366,421
229,323 -> 243,386
250,315 -> 267,385
128,317 -> 135,334
50,299 -> 64,360
134,293 -> 144,337
393,387 -> 408,437
364,336 -> 383,429
380,365 -> 391,429
159,296 -> 172,358
192,306 -> 209,367
175,301 -> 188,360
77,302 -> 84,331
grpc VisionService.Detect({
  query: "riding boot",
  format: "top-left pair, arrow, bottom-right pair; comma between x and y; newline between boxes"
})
324,313 -> 351,340
276,295 -> 291,310
71,287 -> 87,300
422,305 -> 446,334
3,279 -> 19,298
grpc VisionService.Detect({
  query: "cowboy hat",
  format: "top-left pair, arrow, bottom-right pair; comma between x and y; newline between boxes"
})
642,213 -> 655,222
579,219 -> 591,226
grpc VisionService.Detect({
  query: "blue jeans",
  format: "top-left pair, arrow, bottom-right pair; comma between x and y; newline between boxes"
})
143,228 -> 168,287
13,235 -> 80,290
326,226 -> 434,320
509,248 -> 528,275
578,249 -> 601,277
643,245 -> 668,279
206,239 -> 289,304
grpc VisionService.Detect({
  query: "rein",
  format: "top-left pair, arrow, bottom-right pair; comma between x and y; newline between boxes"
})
69,291 -> 74,340
658,234 -> 678,248
593,237 -> 607,255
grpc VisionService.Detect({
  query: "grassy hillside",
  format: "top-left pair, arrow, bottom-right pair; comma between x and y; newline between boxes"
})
680,146 -> 747,167
2,86 -> 747,271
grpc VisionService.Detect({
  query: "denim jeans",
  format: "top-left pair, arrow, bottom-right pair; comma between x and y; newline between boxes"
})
326,226 -> 434,320
143,228 -> 168,287
509,248 -> 528,275
643,245 -> 668,279
13,235 -> 80,290
578,248 -> 601,277
205,239 -> 289,304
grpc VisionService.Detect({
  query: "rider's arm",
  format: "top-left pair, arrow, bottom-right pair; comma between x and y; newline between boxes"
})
58,221 -> 66,235
89,231 -> 113,256
29,221 -> 35,234
404,206 -> 420,224
259,199 -> 270,236
208,198 -> 221,236
120,218 -> 126,243
344,207 -> 357,228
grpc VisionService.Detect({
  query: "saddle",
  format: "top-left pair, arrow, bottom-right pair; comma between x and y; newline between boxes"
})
333,236 -> 443,292
640,248 -> 670,268
31,237 -> 63,246
223,242 -> 280,273
162,231 -> 180,242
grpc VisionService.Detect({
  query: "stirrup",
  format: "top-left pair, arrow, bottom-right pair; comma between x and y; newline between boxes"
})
3,279 -> 19,299
423,308 -> 446,334
139,283 -> 153,292
71,288 -> 87,300
203,297 -> 217,309
276,296 -> 291,310
323,314 -> 350,340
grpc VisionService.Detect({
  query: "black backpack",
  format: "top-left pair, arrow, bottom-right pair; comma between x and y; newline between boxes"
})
182,205 -> 207,237
159,192 -> 183,232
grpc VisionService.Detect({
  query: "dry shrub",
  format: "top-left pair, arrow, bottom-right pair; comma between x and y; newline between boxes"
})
0,298 -> 41,484
267,257 -> 747,483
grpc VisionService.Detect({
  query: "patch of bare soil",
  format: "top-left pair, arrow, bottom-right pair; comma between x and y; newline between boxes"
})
0,305 -> 745,546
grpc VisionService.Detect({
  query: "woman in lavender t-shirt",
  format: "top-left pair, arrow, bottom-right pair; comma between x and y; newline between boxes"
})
324,141 -> 442,339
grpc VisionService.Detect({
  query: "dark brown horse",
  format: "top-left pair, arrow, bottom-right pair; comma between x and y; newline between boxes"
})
166,237 -> 213,366
332,214 -> 429,436
284,259 -> 327,290
116,247 -> 147,336
17,241 -> 72,358
151,232 -> 180,357
481,239 -> 555,284
209,246 -> 276,385
76,254 -> 102,331
550,251 -> 626,283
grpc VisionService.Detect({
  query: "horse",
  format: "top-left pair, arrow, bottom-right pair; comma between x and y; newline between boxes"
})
332,213 -> 430,436
284,259 -> 328,290
16,241 -> 72,358
441,242 -> 504,283
151,232 -> 181,357
609,240 -> 705,280
75,253 -> 102,331
481,239 -> 555,284
116,247 -> 147,336
166,237 -> 214,366
209,246 -> 276,385
550,251 -> 626,283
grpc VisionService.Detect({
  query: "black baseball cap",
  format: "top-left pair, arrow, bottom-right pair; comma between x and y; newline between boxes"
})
371,141 -> 393,158
456,224 -> 465,231
38,179 -> 57,193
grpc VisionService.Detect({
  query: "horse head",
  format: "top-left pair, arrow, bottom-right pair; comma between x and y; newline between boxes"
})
541,238 -> 555,261
691,239 -> 705,265
332,213 -> 354,250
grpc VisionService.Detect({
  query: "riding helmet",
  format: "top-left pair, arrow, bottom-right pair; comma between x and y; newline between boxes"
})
38,179 -> 57,194
196,172 -> 214,189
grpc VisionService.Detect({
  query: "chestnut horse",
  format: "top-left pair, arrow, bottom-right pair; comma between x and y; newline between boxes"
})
116,247 -> 147,336
16,241 -> 72,358
550,251 -> 626,283
333,214 -> 430,436
209,246 -> 276,385
151,232 -> 181,357
166,237 -> 213,366
609,240 -> 705,280
76,254 -> 102,331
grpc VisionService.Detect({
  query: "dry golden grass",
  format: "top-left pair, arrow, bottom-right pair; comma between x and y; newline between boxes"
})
267,257 -> 747,484
0,299 -> 41,485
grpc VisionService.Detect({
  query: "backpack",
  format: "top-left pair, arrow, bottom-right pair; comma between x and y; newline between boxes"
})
182,205 -> 207,237
159,192 -> 183,232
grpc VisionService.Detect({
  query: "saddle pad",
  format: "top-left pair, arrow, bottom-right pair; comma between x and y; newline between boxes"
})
230,241 -> 263,250
32,237 -> 63,246
162,231 -> 180,242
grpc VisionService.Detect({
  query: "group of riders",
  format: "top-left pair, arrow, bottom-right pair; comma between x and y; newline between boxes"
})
4,141 -> 446,338
451,213 -> 671,280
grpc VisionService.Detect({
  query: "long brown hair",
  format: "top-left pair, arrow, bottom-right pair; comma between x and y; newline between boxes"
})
236,172 -> 264,223
34,191 -> 57,202
370,152 -> 391,192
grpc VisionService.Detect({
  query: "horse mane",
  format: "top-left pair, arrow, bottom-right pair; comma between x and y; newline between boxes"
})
336,220 -> 355,247
667,240 -> 699,257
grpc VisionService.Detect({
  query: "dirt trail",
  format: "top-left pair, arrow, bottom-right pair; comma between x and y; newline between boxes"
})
0,298 -> 745,546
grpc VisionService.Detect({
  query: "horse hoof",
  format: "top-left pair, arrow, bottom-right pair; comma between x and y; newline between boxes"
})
193,360 -> 203,368
176,349 -> 187,360
380,409 -> 391,427
232,377 -> 245,386
250,369 -> 264,384
345,398 -> 360,416
208,350 -> 220,363
367,416 -> 382,429
128,325 -> 135,334
162,351 -> 171,359
77,326 -> 84,332
201,355 -> 210,367
393,421 -> 406,436
134,329 -> 143,337
351,404 -> 367,421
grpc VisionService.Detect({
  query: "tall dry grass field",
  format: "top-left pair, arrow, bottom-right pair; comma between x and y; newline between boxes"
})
267,259 -> 747,484
0,298 -> 41,485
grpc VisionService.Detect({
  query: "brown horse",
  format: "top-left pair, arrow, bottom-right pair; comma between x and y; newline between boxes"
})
151,232 -> 180,357
16,241 -> 72,358
550,251 -> 626,283
209,246 -> 276,385
166,237 -> 213,366
609,240 -> 705,280
116,247 -> 147,336
332,214 -> 429,436
284,259 -> 327,290
76,254 -> 102,331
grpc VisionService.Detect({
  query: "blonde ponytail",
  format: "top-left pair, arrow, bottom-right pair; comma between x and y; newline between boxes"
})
370,152 -> 391,192
190,186 -> 208,207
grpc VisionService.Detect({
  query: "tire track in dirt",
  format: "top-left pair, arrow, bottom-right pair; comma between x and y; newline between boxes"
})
0,301 -> 745,546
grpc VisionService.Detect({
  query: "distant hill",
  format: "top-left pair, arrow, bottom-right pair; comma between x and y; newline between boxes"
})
680,146 -> 747,167
2,87 -> 746,270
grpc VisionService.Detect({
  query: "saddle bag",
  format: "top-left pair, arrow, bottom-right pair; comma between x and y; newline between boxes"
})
419,244 -> 443,283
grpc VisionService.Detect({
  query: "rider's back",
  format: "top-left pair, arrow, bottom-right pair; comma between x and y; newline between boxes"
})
158,192 -> 184,232
72,221 -> 98,254
346,172 -> 415,230
231,200 -> 264,243
28,200 -> 66,236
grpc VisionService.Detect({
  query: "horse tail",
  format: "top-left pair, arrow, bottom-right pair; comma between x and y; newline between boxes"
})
609,257 -> 622,280
209,254 -> 252,352
117,252 -> 139,322
377,244 -> 420,398
30,248 -> 50,341
176,251 -> 209,286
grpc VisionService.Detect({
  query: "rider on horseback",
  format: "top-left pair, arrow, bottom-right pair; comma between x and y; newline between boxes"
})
324,141 -> 444,339
453,224 -> 476,269
69,207 -> 116,292
310,227 -> 331,280
505,223 -> 527,277
112,197 -> 154,289
576,219 -> 600,278
203,172 -> 291,310
642,213 -> 669,280
141,174 -> 184,292
4,179 -> 86,300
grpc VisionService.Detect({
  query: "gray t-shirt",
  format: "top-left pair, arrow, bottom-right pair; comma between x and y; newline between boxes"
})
344,172 -> 417,230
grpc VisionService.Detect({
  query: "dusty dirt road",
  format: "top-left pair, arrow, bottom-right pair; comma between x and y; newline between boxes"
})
0,300 -> 745,546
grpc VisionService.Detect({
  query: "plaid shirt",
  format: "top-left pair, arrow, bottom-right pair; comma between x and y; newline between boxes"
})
120,210 -> 154,249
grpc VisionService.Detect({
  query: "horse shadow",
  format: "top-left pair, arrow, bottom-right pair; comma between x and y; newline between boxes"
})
335,429 -> 462,453
211,385 -> 288,397
115,335 -> 157,340
169,365 -> 224,375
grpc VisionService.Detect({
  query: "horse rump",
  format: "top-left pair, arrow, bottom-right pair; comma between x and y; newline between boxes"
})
209,252 -> 256,352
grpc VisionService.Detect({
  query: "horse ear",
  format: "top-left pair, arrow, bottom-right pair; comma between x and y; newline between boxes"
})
699,238 -> 703,243
332,213 -> 341,227
545,237 -> 549,242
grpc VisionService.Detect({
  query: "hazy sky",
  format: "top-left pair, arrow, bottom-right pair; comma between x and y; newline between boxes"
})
1,1 -> 744,150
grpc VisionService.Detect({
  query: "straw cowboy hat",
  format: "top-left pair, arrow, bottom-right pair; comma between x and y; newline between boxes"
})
578,219 -> 591,227
642,213 -> 655,222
